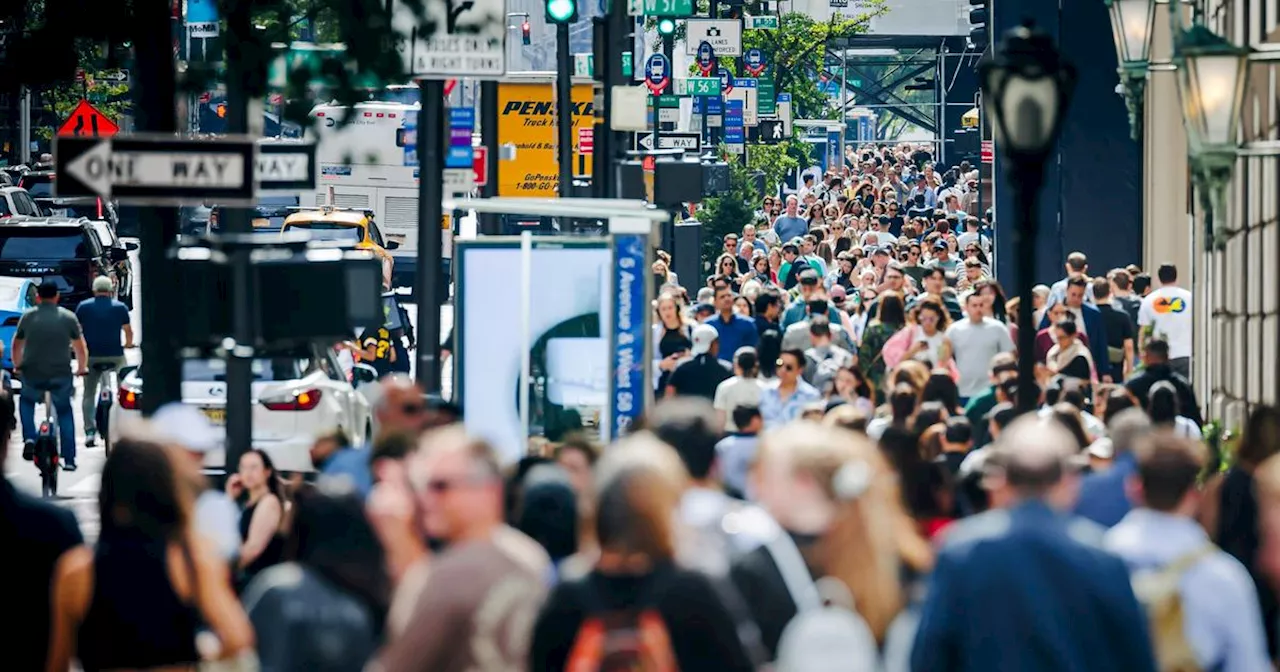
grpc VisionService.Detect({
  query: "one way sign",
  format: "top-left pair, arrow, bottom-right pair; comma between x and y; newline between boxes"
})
256,141 -> 317,193
637,132 -> 702,152
54,135 -> 257,205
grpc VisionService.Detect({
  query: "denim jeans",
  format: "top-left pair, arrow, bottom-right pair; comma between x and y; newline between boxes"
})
82,356 -> 126,433
20,376 -> 76,462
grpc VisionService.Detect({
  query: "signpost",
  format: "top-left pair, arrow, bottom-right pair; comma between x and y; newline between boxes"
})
685,19 -> 742,56
95,69 -> 130,84
445,107 -> 476,193
776,92 -> 793,136
758,78 -> 776,116
730,77 -> 757,126
695,41 -> 716,76
638,132 -> 701,151
56,100 -> 120,138
687,77 -> 720,96
743,48 -> 766,77
745,14 -> 780,29
392,0 -> 506,78
628,0 -> 694,15
718,68 -> 733,95
724,99 -> 745,156
644,53 -> 670,95
53,135 -> 256,204
256,142 -> 317,193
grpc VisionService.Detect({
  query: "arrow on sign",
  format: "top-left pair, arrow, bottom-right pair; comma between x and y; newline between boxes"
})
54,135 -> 257,205
638,133 -> 702,151
67,143 -> 246,196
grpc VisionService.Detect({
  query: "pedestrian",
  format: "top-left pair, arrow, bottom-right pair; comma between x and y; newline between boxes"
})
705,282 -> 759,361
1105,433 -> 1272,672
150,403 -> 242,562
225,448 -> 287,588
1138,263 -> 1193,380
75,276 -> 133,448
1125,339 -> 1203,426
760,349 -> 822,428
1093,277 -> 1137,379
1042,277 -> 1112,381
0,388 -> 84,672
1075,409 -> 1154,528
911,415 -> 1158,672
717,405 -> 764,500
243,481 -> 390,672
946,292 -> 1014,404
713,346 -> 766,432
528,432 -> 755,672
13,280 -> 88,470
308,428 -> 373,498
374,426 -> 550,671
802,317 -> 855,391
665,324 -> 732,400
46,438 -> 255,671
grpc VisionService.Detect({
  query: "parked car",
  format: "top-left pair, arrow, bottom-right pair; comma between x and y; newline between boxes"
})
33,197 -> 120,232
0,218 -> 136,309
16,170 -> 55,198
0,186 -> 41,219
86,219 -> 137,308
0,276 -> 38,371
111,343 -> 375,473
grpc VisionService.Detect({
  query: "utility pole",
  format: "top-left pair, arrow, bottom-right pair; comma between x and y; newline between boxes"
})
222,0 -> 253,470
416,80 -> 445,394
595,0 -> 632,199
479,79 -> 501,234
132,0 -> 182,415
556,23 -> 572,200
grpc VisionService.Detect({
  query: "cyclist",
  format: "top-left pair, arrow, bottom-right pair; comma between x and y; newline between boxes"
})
13,280 -> 88,470
75,276 -> 133,447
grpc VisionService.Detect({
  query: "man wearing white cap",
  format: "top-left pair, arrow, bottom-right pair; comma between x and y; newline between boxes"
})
75,275 -> 133,448
150,403 -> 241,561
664,323 -> 731,401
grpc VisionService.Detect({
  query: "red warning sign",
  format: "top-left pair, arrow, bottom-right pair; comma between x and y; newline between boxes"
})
57,100 -> 120,138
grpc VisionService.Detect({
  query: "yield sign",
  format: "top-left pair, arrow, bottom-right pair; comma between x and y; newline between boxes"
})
57,99 -> 119,138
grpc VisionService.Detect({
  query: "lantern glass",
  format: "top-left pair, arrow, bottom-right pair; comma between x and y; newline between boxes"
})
1180,52 -> 1247,149
1107,0 -> 1156,66
984,67 -> 1063,154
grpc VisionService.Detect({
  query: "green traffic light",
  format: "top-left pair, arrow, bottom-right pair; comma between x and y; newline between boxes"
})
547,0 -> 576,22
658,19 -> 676,34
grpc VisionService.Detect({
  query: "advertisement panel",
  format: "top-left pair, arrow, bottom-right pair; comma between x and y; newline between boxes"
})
497,81 -> 597,196
455,239 -> 613,463
609,232 -> 648,438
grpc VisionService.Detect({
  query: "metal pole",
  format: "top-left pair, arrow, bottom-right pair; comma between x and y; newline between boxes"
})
133,0 -> 182,416
479,80 -> 501,234
222,0 -> 253,469
841,50 -> 847,152
1012,164 -> 1043,414
592,15 -> 610,199
416,80 -> 445,394
937,46 -> 947,166
556,23 -> 573,202
18,86 -> 30,164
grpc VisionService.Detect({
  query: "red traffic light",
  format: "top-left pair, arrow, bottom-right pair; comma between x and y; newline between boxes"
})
521,20 -> 531,44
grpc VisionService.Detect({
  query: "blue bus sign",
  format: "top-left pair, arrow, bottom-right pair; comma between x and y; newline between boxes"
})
697,41 -> 716,75
743,48 -> 766,76
718,67 -> 733,94
644,53 -> 670,94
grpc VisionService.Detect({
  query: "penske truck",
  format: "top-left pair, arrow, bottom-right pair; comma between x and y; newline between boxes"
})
495,73 -> 597,198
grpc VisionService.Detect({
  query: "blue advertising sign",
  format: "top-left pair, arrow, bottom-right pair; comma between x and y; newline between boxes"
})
777,92 -> 791,102
858,116 -> 872,142
187,0 -> 219,23
644,53 -> 670,94
697,41 -> 716,75
725,99 -> 745,144
610,233 -> 647,438
826,128 -> 841,172
693,95 -> 725,115
446,108 -> 475,169
743,48 -> 766,76
718,67 -> 733,94
401,116 -> 418,167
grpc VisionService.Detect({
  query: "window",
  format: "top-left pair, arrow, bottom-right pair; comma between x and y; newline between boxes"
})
183,357 -> 310,382
284,222 -> 362,243
368,220 -> 387,248
0,199 -> 10,218
0,229 -> 89,260
12,192 -> 38,216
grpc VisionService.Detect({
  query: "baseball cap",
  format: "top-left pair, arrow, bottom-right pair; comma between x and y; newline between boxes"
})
694,302 -> 716,316
1087,438 -> 1115,460
690,324 -> 719,355
37,279 -> 59,299
933,239 -> 949,250
829,285 -> 848,304
150,403 -> 221,453
799,269 -> 820,285
92,276 -> 114,293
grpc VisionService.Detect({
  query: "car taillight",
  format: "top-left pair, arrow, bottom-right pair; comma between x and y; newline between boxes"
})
118,387 -> 140,409
261,388 -> 322,411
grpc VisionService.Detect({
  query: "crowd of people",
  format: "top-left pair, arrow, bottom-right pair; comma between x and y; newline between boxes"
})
4,141 -> 1271,672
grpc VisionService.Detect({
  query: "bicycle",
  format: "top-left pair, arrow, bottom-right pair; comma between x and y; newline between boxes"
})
92,362 -> 118,457
33,388 -> 59,499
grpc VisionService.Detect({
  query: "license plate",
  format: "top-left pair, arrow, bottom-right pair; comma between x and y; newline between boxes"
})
202,407 -> 226,425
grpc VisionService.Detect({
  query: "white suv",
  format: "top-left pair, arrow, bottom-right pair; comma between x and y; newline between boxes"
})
0,187 -> 40,220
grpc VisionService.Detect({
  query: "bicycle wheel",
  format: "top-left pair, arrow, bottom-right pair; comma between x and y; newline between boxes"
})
97,406 -> 112,456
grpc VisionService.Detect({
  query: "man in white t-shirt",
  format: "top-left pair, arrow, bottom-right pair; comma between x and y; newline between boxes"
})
947,292 -> 1015,401
1137,263 -> 1193,380
713,347 -> 766,431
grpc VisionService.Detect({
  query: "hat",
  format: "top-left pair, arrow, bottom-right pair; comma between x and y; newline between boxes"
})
933,239 -> 949,250
37,279 -> 59,299
150,403 -> 221,453
694,302 -> 716,315
798,269 -> 820,285
691,324 -> 719,355
92,276 -> 115,293
829,285 -> 848,304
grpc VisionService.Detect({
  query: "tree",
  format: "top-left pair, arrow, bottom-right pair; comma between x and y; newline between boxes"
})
698,149 -> 759,273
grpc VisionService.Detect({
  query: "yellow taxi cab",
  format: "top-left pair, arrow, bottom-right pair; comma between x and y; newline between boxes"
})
280,206 -> 398,288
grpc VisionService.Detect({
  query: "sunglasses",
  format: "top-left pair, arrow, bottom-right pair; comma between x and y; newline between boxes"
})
776,361 -> 797,371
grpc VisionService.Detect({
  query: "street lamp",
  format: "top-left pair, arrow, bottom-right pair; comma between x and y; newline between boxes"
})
1173,23 -> 1250,249
1104,0 -> 1158,139
980,23 -> 1076,413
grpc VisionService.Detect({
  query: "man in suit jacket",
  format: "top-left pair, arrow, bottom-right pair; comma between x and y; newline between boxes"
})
1040,276 -> 1112,380
911,415 -> 1157,672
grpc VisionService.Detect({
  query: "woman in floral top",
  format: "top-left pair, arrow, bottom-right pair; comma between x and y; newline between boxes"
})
858,290 -> 907,403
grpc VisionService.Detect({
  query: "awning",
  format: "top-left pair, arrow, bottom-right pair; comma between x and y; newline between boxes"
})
961,107 -> 979,128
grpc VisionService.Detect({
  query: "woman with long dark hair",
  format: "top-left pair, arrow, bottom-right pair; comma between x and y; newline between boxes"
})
227,448 -> 286,586
48,439 -> 255,671
858,290 -> 907,401
243,481 -> 390,671
975,279 -> 1009,323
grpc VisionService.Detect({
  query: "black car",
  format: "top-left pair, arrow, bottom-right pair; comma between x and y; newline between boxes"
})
33,197 -> 120,231
0,219 -> 136,309
16,171 -> 55,198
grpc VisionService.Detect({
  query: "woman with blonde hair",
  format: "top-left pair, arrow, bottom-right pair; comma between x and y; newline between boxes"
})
529,433 -> 754,671
730,424 -> 933,662
652,292 -> 694,392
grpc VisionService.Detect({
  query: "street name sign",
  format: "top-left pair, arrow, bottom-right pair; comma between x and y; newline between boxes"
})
54,135 -> 256,205
686,77 -> 720,96
685,19 -> 742,56
256,142 -> 317,192
629,0 -> 694,15
392,0 -> 506,78
745,14 -> 779,29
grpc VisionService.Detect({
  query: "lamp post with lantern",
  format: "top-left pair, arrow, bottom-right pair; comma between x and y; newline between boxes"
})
1104,0 -> 1159,139
980,23 -> 1077,413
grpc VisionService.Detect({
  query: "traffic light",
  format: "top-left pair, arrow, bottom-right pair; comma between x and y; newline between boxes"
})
968,0 -> 988,50
521,20 -> 531,44
545,0 -> 578,24
657,18 -> 676,35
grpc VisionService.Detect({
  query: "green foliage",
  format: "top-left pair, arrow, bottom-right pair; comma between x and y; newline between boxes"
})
698,151 -> 759,272
746,141 -> 798,195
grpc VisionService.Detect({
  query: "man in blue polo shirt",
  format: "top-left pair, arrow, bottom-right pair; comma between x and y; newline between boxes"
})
705,283 -> 757,362
76,276 -> 133,448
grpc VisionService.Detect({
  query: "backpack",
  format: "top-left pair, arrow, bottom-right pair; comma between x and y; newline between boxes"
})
805,346 -> 850,391
765,530 -> 916,672
565,577 -> 680,672
1129,544 -> 1217,672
